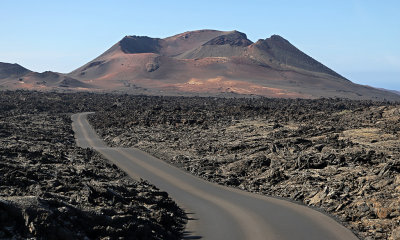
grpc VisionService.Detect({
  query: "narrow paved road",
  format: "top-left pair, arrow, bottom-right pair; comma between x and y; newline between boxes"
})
71,112 -> 358,240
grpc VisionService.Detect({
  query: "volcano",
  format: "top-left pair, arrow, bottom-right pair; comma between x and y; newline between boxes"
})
1,30 -> 399,100
67,30 -> 398,100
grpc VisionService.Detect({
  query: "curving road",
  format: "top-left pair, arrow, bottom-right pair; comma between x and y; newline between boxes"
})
71,112 -> 358,240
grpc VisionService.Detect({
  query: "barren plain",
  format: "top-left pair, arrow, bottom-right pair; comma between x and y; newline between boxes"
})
1,91 -> 400,239
87,95 -> 400,240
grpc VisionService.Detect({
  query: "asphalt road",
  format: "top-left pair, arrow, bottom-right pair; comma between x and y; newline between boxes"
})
71,112 -> 359,240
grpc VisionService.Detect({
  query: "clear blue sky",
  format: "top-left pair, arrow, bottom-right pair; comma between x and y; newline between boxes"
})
1,0 -> 399,90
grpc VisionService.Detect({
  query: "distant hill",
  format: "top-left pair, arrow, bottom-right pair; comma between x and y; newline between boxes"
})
382,89 -> 400,96
0,62 -> 92,90
0,62 -> 31,79
375,87 -> 400,96
1,30 -> 399,100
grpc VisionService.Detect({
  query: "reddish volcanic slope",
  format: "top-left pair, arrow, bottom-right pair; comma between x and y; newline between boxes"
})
66,30 -> 399,100
1,30 -> 399,100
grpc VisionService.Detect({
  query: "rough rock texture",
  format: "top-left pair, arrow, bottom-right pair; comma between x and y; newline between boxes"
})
204,31 -> 253,47
120,36 -> 162,54
0,91 -> 186,239
87,96 -> 400,240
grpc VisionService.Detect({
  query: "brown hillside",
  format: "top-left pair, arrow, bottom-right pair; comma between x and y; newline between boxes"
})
1,30 -> 398,100
67,30 -> 400,100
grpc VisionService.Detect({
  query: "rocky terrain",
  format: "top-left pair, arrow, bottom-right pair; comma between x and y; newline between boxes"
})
0,91 -> 186,239
87,95 -> 400,240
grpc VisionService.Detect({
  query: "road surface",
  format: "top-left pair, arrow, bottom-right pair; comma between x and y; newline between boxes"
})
71,112 -> 358,240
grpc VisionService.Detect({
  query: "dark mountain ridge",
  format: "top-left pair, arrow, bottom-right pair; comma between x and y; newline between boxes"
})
0,62 -> 31,79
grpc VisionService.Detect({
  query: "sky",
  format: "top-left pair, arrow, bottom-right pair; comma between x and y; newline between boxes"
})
0,0 -> 399,90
